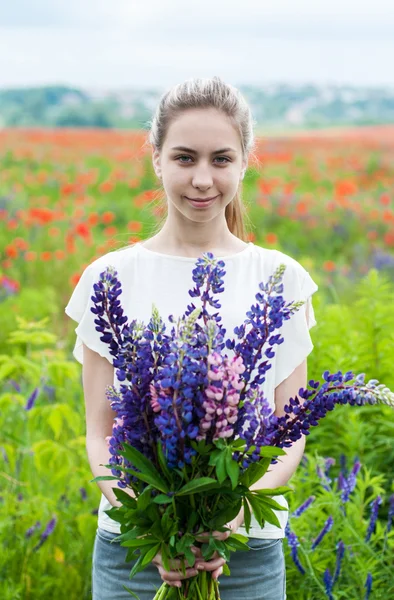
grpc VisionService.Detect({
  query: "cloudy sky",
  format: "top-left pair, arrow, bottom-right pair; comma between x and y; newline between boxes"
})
1,0 -> 394,90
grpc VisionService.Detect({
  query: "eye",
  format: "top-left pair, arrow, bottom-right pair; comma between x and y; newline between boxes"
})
175,155 -> 231,164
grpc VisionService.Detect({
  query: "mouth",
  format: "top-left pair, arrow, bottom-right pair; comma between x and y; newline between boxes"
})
186,195 -> 219,208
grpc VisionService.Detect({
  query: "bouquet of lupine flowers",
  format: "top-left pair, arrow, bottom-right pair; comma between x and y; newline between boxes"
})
89,253 -> 394,600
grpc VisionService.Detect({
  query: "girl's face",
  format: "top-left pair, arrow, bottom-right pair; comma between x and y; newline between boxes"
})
152,107 -> 247,222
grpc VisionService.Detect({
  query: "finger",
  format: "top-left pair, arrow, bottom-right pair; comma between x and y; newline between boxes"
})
157,565 -> 199,582
212,566 -> 224,580
196,557 -> 226,572
195,529 -> 230,542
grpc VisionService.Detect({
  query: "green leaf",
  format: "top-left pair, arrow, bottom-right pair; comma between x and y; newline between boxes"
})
90,475 -> 119,482
243,498 -> 251,533
232,438 -> 246,449
253,495 -> 289,512
223,563 -> 231,576
137,486 -> 153,511
258,504 -> 282,529
152,494 -> 172,504
157,441 -> 172,483
118,444 -> 169,493
122,584 -> 141,599
160,542 -> 170,571
112,487 -> 137,507
258,446 -> 286,458
208,500 -> 242,529
141,543 -> 161,567
225,537 -> 250,552
253,486 -> 293,496
241,457 -> 271,487
246,494 -> 262,525
176,477 -> 218,496
125,468 -> 169,494
230,533 -> 249,544
127,554 -> 146,580
122,537 -> 158,548
216,452 -> 227,484
225,450 -> 240,490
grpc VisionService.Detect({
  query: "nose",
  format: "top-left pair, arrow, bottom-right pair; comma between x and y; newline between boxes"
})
191,163 -> 214,190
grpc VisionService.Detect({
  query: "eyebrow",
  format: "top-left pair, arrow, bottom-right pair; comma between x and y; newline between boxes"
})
170,146 -> 237,155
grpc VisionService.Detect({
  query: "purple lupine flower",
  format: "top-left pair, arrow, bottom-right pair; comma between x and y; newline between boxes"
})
33,517 -> 57,551
25,520 -> 41,539
80,487 -> 87,501
365,496 -> 382,542
9,379 -> 21,393
339,453 -> 347,477
226,263 -> 302,394
332,540 -> 345,585
0,447 -> 9,464
311,516 -> 334,550
317,464 -> 332,491
43,385 -> 56,401
300,455 -> 309,468
364,573 -> 373,599
17,493 -> 23,501
385,494 -> 394,535
261,369 -> 394,452
340,460 -> 361,503
25,387 -> 39,411
323,568 -> 333,600
324,457 -> 335,475
197,353 -> 244,442
284,522 -> 305,574
292,495 -> 316,518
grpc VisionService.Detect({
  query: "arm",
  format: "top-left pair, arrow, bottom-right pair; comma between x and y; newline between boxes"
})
82,343 -> 136,507
231,302 -> 311,531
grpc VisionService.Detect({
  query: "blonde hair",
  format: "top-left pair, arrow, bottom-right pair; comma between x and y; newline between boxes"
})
120,76 -> 257,249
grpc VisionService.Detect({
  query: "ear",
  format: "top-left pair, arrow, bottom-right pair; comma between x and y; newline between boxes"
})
240,158 -> 248,180
152,146 -> 162,180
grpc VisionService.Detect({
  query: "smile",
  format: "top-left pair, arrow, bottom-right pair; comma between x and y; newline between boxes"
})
186,195 -> 219,208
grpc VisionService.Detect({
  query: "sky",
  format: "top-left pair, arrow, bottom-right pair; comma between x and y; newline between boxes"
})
1,0 -> 394,90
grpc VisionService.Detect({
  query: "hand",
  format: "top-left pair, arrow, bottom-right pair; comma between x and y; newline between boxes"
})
152,549 -> 200,589
193,507 -> 245,580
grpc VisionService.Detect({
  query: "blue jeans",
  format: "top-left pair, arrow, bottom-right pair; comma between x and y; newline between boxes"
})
92,527 -> 287,600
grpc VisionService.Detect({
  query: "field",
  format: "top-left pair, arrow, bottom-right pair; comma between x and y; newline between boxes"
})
1,125 -> 394,599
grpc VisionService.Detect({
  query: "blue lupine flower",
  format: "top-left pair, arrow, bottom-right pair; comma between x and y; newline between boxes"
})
80,487 -> 87,501
365,496 -> 382,542
333,540 -> 345,585
91,256 -> 394,494
284,523 -> 305,574
317,465 -> 332,491
311,516 -> 334,550
33,517 -> 57,552
340,459 -> 361,503
25,520 -> 41,539
364,573 -> 373,599
323,568 -> 333,599
339,453 -> 348,477
292,495 -> 315,518
385,493 -> 394,535
25,387 -> 39,411
9,379 -> 21,393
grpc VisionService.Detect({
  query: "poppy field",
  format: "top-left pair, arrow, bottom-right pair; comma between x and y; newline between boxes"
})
1,125 -> 394,599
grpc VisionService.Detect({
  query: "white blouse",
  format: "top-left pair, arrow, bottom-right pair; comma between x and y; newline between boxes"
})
65,241 -> 318,539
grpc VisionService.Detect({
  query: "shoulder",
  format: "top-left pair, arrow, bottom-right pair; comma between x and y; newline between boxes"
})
272,248 -> 309,281
85,243 -> 139,275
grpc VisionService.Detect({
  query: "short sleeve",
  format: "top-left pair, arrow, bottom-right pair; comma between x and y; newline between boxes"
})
64,259 -> 115,365
274,262 -> 318,388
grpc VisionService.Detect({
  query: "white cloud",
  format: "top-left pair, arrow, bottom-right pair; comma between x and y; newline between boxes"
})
1,1 -> 394,88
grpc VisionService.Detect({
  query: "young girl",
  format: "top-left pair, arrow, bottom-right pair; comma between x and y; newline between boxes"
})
65,76 -> 318,599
